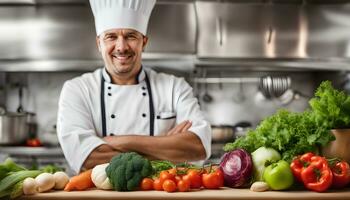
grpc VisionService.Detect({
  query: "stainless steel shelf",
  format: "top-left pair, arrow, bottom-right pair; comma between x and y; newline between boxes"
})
0,146 -> 63,156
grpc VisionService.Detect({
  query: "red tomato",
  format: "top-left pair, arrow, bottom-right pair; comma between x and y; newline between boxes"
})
160,171 -> 175,182
153,179 -> 163,191
162,179 -> 177,193
175,176 -> 182,184
26,138 -> 42,147
202,169 -> 224,189
184,170 -> 202,189
140,178 -> 154,190
215,169 -> 224,187
177,179 -> 190,192
330,160 -> 350,188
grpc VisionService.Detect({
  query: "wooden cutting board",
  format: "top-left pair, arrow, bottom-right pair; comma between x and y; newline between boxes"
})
18,188 -> 350,200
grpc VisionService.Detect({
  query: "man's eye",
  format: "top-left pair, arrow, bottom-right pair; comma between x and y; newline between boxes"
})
105,35 -> 117,40
126,35 -> 137,40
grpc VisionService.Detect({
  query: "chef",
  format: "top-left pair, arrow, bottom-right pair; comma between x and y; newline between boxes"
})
57,0 -> 211,174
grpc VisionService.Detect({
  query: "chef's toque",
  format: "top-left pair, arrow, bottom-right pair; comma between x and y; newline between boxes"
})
89,0 -> 156,36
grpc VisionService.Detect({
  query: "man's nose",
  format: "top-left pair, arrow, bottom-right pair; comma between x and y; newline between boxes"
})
115,37 -> 129,53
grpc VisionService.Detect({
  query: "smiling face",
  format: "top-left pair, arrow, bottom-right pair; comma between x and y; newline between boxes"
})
96,28 -> 148,84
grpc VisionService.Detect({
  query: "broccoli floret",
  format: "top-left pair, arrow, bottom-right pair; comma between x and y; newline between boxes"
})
106,152 -> 153,191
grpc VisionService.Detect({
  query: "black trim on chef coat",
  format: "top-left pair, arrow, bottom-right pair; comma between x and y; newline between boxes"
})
100,68 -> 155,137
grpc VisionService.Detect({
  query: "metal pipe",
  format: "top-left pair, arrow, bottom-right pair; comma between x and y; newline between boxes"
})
192,77 -> 260,84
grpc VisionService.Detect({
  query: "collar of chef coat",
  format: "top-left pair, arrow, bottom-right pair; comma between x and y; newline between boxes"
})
102,66 -> 146,84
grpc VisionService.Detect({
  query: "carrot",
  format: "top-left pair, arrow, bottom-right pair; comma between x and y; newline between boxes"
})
64,169 -> 95,191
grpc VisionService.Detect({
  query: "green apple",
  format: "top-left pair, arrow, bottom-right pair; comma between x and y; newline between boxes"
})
251,147 -> 281,181
263,160 -> 294,190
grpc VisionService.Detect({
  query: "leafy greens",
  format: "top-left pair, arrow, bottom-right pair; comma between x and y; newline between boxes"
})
224,81 -> 344,161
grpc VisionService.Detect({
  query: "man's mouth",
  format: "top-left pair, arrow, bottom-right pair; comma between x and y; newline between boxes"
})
112,54 -> 133,62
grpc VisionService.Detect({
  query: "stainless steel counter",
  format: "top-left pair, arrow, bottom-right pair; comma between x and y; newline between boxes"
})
0,146 -> 63,156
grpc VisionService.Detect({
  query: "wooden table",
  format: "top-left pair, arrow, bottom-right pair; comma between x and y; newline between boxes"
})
19,188 -> 350,200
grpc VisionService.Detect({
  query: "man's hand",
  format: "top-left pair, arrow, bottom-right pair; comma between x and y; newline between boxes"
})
167,120 -> 192,135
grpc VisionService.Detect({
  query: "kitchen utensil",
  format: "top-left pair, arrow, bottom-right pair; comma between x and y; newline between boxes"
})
211,121 -> 252,143
17,85 -> 24,113
321,129 -> 350,164
202,82 -> 213,103
259,76 -> 291,99
202,69 -> 213,103
212,125 -> 234,143
0,112 -> 28,145
233,78 -> 245,103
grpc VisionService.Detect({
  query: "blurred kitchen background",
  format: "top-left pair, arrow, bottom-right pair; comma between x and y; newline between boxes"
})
1,0 -> 350,174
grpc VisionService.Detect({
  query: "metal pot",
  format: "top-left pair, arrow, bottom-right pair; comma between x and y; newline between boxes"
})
0,112 -> 28,145
211,121 -> 252,143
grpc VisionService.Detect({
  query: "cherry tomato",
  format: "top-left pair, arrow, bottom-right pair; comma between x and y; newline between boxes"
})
26,138 -> 42,147
184,170 -> 202,189
162,179 -> 177,193
175,176 -> 182,184
160,170 -> 175,182
140,178 -> 154,191
153,179 -> 163,191
177,179 -> 190,192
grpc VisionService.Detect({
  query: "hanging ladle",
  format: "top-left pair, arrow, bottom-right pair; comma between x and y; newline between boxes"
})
17,84 -> 24,113
202,69 -> 213,103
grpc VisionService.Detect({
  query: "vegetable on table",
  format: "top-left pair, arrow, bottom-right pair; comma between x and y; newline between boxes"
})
300,156 -> 333,192
250,181 -> 269,192
35,172 -> 55,192
177,179 -> 190,192
202,167 -> 224,189
328,159 -> 350,188
53,171 -> 69,190
182,169 -> 203,189
309,81 -> 350,130
263,160 -> 294,190
22,177 -> 38,195
91,163 -> 112,190
290,152 -> 315,182
64,169 -> 94,191
162,179 -> 176,192
0,170 -> 42,194
219,149 -> 253,187
0,158 -> 27,180
140,178 -> 154,191
251,147 -> 281,181
224,81 -> 346,162
106,152 -> 153,191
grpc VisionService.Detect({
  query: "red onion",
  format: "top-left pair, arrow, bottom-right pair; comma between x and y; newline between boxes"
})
219,149 -> 253,187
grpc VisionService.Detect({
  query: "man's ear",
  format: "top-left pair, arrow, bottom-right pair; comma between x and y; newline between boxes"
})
96,36 -> 101,52
142,36 -> 148,52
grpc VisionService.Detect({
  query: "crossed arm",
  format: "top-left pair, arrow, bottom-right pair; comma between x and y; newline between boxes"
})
82,121 -> 206,170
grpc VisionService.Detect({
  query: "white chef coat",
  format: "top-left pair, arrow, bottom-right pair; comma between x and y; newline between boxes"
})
57,67 -> 211,174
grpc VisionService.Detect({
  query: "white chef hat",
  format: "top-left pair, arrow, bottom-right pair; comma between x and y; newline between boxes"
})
89,0 -> 156,36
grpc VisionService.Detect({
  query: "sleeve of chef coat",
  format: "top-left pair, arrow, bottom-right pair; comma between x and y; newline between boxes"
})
57,80 -> 107,174
174,78 -> 212,160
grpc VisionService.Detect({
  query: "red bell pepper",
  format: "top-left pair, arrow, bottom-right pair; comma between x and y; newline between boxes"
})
290,152 -> 315,182
300,156 -> 333,192
329,159 -> 350,188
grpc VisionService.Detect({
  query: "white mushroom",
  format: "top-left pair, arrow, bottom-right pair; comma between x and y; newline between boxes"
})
35,173 -> 55,192
53,171 -> 70,190
23,177 -> 38,195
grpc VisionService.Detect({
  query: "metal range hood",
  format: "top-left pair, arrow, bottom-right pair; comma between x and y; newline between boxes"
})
1,0 -> 350,71
196,1 -> 350,71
